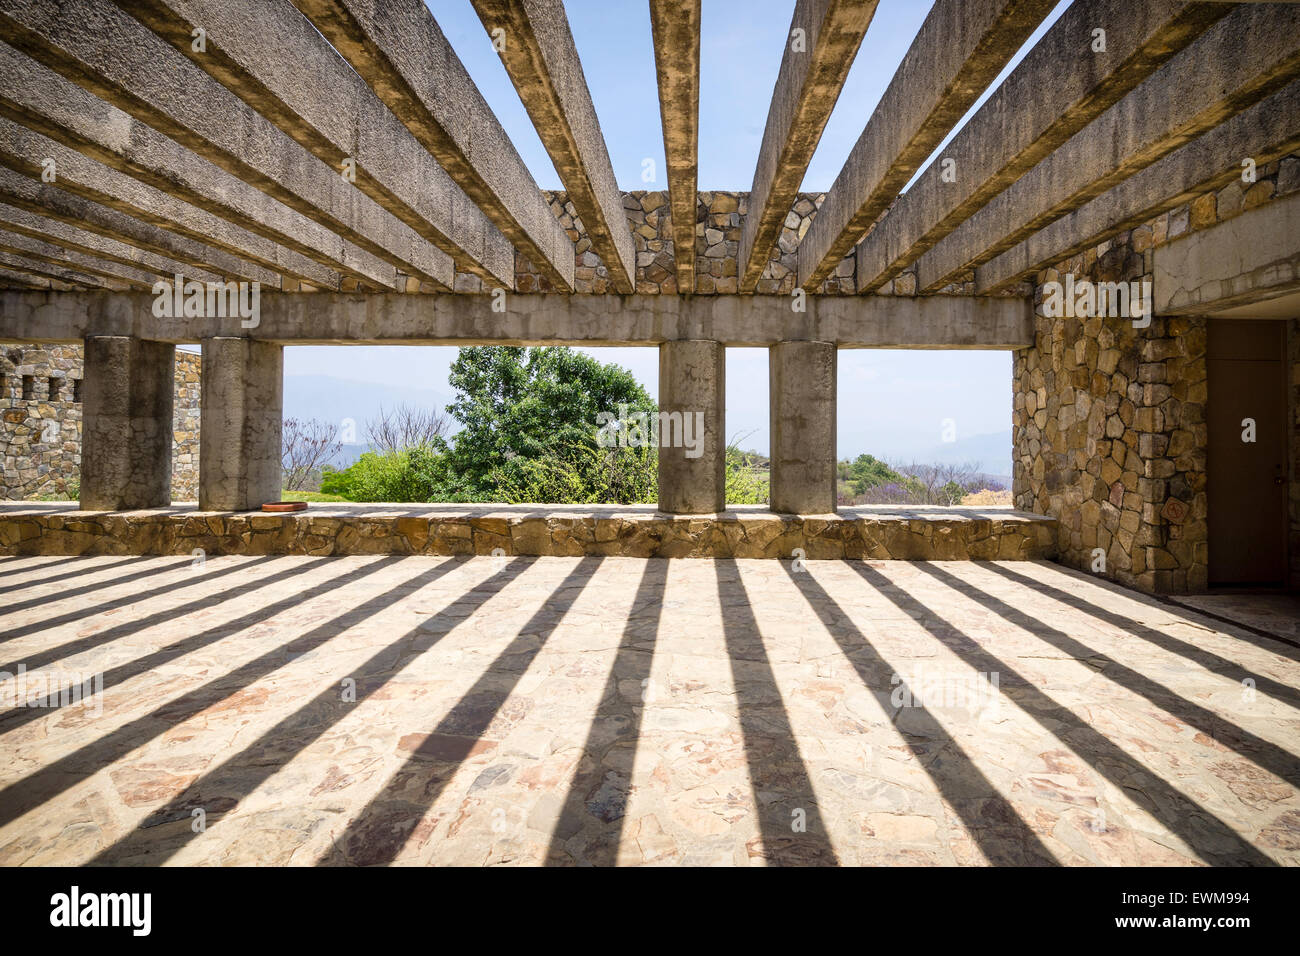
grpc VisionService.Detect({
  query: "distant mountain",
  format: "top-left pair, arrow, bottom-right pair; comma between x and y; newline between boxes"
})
914,429 -> 1012,481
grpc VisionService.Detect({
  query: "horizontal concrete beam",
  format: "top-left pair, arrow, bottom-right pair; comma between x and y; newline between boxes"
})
0,291 -> 1034,349
0,250 -> 119,290
649,0 -> 701,291
795,0 -> 1057,288
1154,189 -> 1300,315
472,0 -> 636,293
290,0 -> 576,291
0,226 -> 157,290
0,1 -> 447,288
116,0 -> 515,288
853,0 -> 1231,292
738,0 -> 878,291
977,80 -> 1300,294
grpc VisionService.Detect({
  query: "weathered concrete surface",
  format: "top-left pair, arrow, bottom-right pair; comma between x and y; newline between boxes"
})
738,0 -> 878,291
0,251 -> 119,291
0,128 -> 324,289
0,503 -> 1058,560
0,291 -> 1035,349
978,80 -> 1300,294
657,340 -> 725,514
79,336 -> 173,510
472,0 -> 635,293
0,1 -> 450,289
0,201 -> 223,286
290,0 -> 575,291
1154,189 -> 1300,315
916,5 -> 1300,293
770,341 -> 836,515
796,0 -> 1056,289
199,338 -> 283,512
854,0 -> 1231,293
649,0 -> 701,291
0,267 -> 55,290
117,0 -> 514,288
0,227 -> 156,290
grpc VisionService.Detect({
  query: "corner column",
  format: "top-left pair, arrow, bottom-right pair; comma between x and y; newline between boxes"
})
80,335 -> 174,510
770,340 -> 837,514
658,339 -> 725,513
200,337 -> 283,511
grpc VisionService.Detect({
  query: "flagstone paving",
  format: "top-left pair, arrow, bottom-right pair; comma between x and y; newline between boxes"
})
0,553 -> 1297,866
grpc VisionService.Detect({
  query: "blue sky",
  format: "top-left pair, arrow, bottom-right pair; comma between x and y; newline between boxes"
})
285,0 -> 1071,471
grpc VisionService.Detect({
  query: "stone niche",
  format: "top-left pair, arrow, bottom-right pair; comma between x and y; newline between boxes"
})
0,343 -> 202,502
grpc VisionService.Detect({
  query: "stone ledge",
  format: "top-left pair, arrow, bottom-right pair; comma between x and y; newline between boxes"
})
0,503 -> 1058,560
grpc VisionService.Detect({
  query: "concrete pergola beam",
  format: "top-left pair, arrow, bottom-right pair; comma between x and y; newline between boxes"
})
115,0 -> 515,289
0,267 -> 59,290
737,0 -> 878,291
0,56 -> 361,291
0,250 -> 120,290
0,290 -> 1034,349
1154,189 -> 1300,316
472,0 -> 636,293
0,201 -> 224,286
977,79 -> 1300,294
915,4 -> 1300,293
0,227 -> 159,290
290,0 -> 576,291
649,0 -> 701,291
0,3 -> 447,289
852,0 -> 1231,293
795,0 -> 1057,289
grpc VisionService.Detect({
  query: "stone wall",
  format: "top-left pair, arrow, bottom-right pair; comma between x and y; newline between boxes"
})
0,343 -> 201,501
1015,153 -> 1298,593
1291,318 -> 1300,588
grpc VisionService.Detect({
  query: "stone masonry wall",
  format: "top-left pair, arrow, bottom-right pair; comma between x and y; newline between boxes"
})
0,343 -> 201,501
1015,153 -> 1299,593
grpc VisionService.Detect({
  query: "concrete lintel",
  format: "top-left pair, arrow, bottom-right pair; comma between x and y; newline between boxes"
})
471,0 -> 635,293
738,0 -> 878,291
1154,189 -> 1300,315
853,0 -> 1231,293
915,4 -> 1300,293
649,0 -> 701,291
290,0 -> 575,291
0,291 -> 1035,349
795,0 -> 1057,288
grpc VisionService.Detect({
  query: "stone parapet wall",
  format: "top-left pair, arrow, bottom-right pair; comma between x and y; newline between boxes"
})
0,343 -> 201,501
1015,153 -> 1298,593
0,505 -> 1058,560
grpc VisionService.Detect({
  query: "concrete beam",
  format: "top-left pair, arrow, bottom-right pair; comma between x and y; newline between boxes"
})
795,0 -> 1056,288
0,250 -> 118,290
290,0 -> 575,291
0,53 -> 373,291
471,0 -> 635,293
0,267 -> 57,290
658,340 -> 725,513
915,5 -> 1300,293
977,80 -> 1300,294
80,335 -> 174,510
0,227 -> 158,290
649,0 -> 701,291
770,341 -> 836,514
0,3 -> 447,289
738,0 -> 878,291
852,0 -> 1231,293
200,337 -> 284,511
115,0 -> 514,289
1154,189 -> 1300,315
0,291 -> 1034,349
0,201 -> 224,286
0,121 -> 331,290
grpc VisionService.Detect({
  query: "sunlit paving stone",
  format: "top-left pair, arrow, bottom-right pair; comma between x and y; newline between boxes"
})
0,554 -> 1298,867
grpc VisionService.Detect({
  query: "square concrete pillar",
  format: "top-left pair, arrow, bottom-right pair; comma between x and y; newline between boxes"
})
658,340 -> 726,513
80,336 -> 174,510
200,337 -> 283,511
770,340 -> 837,514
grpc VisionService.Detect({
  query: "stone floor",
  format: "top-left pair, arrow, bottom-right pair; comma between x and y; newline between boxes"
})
0,553 -> 1297,866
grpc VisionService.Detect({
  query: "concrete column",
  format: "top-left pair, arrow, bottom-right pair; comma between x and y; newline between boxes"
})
80,335 -> 174,510
658,339 -> 725,513
200,337 -> 283,511
770,340 -> 837,514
